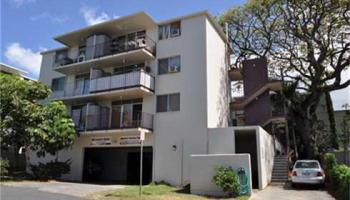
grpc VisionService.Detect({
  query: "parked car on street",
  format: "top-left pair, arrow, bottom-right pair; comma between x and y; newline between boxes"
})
291,160 -> 325,187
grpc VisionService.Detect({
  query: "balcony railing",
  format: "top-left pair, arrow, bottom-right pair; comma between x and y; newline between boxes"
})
54,35 -> 156,67
90,70 -> 154,93
51,71 -> 154,99
76,111 -> 153,132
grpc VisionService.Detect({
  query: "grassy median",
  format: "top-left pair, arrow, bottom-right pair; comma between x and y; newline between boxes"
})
88,182 -> 250,200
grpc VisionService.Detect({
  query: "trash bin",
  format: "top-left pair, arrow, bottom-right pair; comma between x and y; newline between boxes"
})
237,167 -> 250,195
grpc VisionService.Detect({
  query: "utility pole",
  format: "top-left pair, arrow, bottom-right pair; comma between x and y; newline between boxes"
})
139,131 -> 145,197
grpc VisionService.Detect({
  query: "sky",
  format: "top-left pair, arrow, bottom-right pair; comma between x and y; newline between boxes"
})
1,0 -> 349,110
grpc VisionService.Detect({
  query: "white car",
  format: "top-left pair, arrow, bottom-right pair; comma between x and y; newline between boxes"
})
291,160 -> 325,187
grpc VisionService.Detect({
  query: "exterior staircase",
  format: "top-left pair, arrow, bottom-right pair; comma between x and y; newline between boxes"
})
271,155 -> 289,183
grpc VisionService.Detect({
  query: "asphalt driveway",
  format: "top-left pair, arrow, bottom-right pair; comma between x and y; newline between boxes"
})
1,185 -> 83,200
1,180 -> 125,199
251,183 -> 335,200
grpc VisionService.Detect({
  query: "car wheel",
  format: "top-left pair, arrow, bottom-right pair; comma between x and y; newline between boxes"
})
319,183 -> 325,188
291,183 -> 297,188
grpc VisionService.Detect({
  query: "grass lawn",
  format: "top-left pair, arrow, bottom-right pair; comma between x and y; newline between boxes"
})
88,182 -> 250,200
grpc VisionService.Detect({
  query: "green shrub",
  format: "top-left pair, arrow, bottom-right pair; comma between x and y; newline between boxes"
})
324,153 -> 337,170
212,166 -> 241,197
331,164 -> 350,200
0,159 -> 10,176
30,159 -> 71,180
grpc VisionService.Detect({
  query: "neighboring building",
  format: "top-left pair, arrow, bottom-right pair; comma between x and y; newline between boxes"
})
30,11 -> 285,194
0,63 -> 34,80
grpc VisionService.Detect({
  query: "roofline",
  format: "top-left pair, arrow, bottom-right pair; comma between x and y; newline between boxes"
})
40,47 -> 68,55
53,11 -> 155,45
43,11 -> 227,54
0,62 -> 28,75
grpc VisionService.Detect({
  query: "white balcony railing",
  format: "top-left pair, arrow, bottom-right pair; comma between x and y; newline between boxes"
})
90,71 -> 154,93
51,71 -> 154,99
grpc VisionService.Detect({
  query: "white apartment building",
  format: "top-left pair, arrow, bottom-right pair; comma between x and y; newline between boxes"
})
31,11 -> 283,194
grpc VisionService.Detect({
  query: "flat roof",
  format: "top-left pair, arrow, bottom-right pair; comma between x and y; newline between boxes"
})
44,10 -> 227,53
54,12 -> 157,46
0,63 -> 27,76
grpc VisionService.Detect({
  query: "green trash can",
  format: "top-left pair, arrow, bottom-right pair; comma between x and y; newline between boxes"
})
237,167 -> 251,196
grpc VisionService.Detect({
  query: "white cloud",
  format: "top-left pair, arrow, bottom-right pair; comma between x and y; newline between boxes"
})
4,43 -> 42,78
80,5 -> 111,25
9,0 -> 36,7
30,12 -> 69,24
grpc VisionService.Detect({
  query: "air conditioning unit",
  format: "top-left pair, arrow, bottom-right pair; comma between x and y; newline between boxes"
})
169,65 -> 179,73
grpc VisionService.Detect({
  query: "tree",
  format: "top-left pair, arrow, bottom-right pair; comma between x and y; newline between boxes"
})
219,0 -> 350,158
0,73 -> 77,157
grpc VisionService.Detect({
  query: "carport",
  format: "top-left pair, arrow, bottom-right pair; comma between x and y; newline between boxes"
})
83,147 -> 153,184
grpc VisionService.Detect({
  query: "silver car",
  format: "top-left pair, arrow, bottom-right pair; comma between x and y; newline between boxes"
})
291,160 -> 325,187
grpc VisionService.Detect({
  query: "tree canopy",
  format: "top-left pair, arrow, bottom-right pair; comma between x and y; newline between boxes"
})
0,73 -> 77,157
219,0 -> 350,157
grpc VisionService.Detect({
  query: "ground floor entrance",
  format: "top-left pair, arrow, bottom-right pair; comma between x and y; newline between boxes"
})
235,130 -> 259,189
83,147 -> 153,184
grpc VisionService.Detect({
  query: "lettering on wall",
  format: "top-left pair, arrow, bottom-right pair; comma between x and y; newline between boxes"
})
90,137 -> 112,146
119,136 -> 141,145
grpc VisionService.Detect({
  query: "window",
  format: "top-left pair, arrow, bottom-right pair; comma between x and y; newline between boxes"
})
159,21 -> 181,40
158,56 -> 181,75
51,77 -> 65,91
156,93 -> 180,112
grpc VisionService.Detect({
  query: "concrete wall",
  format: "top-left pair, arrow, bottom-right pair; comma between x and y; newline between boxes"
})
189,154 -> 252,196
208,127 -> 235,154
205,18 -> 230,128
207,126 -> 277,190
256,127 -> 275,189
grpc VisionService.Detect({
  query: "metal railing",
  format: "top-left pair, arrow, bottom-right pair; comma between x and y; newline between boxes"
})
51,71 -> 154,99
54,35 -> 156,67
75,111 -> 153,132
90,70 -> 154,93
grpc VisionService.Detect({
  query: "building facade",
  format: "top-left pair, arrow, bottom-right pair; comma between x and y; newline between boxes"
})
31,11 -> 231,186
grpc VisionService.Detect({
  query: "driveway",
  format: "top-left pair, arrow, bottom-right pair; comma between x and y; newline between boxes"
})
1,185 -> 83,200
251,183 -> 335,200
1,180 -> 125,198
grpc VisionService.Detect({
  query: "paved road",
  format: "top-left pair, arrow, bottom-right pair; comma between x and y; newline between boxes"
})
1,185 -> 83,200
251,183 -> 335,200
2,180 -> 125,197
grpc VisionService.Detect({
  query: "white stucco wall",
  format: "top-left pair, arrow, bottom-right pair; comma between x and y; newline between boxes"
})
153,15 -> 208,186
205,18 -> 230,128
208,127 -> 235,154
189,154 -> 252,196
256,127 -> 275,189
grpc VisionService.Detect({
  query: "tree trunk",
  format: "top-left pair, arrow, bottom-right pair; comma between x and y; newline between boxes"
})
324,92 -> 339,150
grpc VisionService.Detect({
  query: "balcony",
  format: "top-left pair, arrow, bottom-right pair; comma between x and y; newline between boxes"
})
51,71 -> 154,103
53,35 -> 156,75
75,111 -> 153,135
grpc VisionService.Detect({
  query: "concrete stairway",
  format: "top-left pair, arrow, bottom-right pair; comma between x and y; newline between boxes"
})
271,156 -> 289,183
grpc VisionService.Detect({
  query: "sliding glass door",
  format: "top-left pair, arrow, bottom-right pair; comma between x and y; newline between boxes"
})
111,102 -> 142,129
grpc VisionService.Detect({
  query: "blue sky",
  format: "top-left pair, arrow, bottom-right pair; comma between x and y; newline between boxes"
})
1,0 -> 349,109
1,0 -> 245,78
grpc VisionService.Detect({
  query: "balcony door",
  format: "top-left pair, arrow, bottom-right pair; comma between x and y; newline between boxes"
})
75,74 -> 90,95
111,102 -> 142,129
71,105 -> 87,131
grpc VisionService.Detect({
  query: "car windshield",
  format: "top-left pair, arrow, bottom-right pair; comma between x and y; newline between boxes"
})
295,161 -> 319,168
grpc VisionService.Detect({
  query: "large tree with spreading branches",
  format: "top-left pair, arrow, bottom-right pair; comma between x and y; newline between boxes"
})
219,0 -> 350,158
